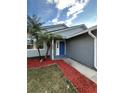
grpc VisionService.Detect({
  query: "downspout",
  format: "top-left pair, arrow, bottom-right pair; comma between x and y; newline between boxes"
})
88,30 -> 97,69
51,39 -> 54,60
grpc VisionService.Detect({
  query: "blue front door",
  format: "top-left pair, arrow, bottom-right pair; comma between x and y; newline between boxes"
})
59,41 -> 65,55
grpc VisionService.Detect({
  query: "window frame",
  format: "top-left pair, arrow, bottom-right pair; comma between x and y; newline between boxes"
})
27,39 -> 34,49
27,39 -> 45,50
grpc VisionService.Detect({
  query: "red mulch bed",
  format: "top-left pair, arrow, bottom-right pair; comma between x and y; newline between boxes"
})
27,58 -> 97,93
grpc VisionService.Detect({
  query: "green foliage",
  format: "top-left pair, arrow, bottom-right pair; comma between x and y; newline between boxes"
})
27,15 -> 62,58
27,15 -> 45,48
27,15 -> 43,39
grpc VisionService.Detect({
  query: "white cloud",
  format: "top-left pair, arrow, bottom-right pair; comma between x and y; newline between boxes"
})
55,20 -> 65,24
47,0 -> 54,4
47,0 -> 90,26
55,0 -> 75,10
51,18 -> 65,25
51,10 -> 61,23
67,3 -> 84,17
65,9 -> 83,26
52,18 -> 58,23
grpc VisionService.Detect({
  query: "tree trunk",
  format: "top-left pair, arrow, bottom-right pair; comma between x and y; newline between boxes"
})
45,45 -> 51,59
35,37 -> 42,60
37,48 -> 41,59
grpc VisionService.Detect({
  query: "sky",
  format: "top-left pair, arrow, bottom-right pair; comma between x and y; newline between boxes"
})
27,0 -> 97,27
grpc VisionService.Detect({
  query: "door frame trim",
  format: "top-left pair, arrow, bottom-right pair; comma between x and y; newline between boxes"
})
56,40 -> 60,56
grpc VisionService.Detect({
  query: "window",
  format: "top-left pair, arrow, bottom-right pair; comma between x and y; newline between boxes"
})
27,40 -> 33,49
27,39 -> 45,49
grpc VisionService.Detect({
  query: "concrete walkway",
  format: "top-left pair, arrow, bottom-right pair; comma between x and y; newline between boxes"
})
63,58 -> 97,83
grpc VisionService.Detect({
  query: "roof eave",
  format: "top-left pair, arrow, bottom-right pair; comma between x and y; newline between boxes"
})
65,25 -> 97,39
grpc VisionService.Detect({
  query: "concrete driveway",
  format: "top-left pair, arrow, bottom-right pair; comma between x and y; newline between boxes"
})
63,58 -> 97,83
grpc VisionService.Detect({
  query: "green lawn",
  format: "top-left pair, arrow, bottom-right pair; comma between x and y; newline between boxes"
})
27,64 -> 77,93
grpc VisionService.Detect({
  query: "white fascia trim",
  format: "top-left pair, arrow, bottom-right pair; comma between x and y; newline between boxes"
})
88,30 -> 97,69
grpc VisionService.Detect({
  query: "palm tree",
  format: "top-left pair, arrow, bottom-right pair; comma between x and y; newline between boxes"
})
27,15 -> 62,60
38,32 -> 62,60
27,15 -> 45,58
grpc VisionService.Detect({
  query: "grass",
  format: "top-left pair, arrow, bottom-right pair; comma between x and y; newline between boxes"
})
27,64 -> 77,93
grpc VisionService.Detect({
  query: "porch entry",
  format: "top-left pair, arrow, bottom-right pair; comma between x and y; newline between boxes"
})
56,40 -> 65,56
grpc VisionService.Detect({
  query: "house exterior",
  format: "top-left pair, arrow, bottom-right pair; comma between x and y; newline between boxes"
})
27,24 -> 97,69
